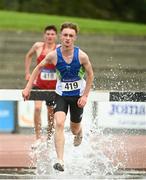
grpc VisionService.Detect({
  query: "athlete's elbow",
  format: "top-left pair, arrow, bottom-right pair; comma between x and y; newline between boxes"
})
89,71 -> 94,82
33,64 -> 42,74
38,63 -> 43,70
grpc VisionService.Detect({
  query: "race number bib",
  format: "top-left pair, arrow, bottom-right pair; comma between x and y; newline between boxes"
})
61,80 -> 82,91
40,69 -> 56,80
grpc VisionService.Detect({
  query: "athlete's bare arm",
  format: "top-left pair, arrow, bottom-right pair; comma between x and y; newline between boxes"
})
40,50 -> 57,67
25,44 -> 35,81
25,42 -> 43,81
22,50 -> 57,100
77,50 -> 94,108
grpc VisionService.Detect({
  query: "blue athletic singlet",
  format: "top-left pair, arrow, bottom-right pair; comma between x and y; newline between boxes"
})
55,46 -> 86,96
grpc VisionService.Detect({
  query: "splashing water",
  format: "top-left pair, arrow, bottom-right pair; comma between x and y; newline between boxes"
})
29,138 -> 53,175
28,60 -> 132,177
28,99 -> 128,179
93,57 -> 142,91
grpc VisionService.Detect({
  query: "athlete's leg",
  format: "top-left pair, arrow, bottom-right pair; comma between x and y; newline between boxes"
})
54,111 -> 66,163
70,97 -> 83,146
46,92 -> 56,140
34,101 -> 42,139
47,105 -> 54,140
71,121 -> 83,146
70,121 -> 82,135
53,94 -> 68,171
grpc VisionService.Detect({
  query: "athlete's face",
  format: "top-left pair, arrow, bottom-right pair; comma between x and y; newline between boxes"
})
60,28 -> 77,47
43,29 -> 57,44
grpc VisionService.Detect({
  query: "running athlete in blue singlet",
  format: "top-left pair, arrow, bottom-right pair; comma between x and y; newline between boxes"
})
55,46 -> 86,96
22,22 -> 94,172
54,46 -> 86,126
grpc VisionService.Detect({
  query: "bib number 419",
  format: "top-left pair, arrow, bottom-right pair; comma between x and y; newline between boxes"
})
64,82 -> 78,90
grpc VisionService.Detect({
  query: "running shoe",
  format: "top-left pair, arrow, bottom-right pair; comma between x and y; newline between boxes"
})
53,162 -> 64,171
73,130 -> 83,146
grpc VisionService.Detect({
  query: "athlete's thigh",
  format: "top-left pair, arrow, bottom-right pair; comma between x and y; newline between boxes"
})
34,100 -> 42,110
54,94 -> 68,114
32,86 -> 42,109
46,92 -> 56,107
70,97 -> 83,123
54,111 -> 66,126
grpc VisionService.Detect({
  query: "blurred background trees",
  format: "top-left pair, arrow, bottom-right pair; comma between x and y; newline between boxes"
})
0,0 -> 146,23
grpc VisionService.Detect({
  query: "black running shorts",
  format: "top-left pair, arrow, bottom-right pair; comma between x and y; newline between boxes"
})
54,94 -> 83,123
32,86 -> 56,106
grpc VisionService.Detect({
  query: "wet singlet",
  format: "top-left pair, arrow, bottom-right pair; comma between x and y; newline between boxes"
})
33,44 -> 57,89
55,46 -> 86,96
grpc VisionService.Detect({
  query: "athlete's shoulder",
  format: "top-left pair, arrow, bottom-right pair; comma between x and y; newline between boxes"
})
46,49 -> 57,59
79,48 -> 88,58
33,42 -> 44,50
56,44 -> 61,48
78,48 -> 90,65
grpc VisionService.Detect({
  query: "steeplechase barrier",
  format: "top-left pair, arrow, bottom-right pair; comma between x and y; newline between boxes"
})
0,89 -> 146,102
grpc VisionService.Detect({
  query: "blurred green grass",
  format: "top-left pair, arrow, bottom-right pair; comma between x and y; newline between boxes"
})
0,10 -> 146,36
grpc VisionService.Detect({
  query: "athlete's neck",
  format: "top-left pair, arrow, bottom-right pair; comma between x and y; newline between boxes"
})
61,44 -> 74,53
61,46 -> 74,63
44,42 -> 56,50
61,45 -> 74,54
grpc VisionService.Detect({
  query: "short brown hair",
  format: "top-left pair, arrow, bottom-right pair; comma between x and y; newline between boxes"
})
60,22 -> 79,34
44,25 -> 57,33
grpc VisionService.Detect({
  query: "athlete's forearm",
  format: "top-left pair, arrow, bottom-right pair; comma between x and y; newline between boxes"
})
25,56 -> 32,76
83,73 -> 94,97
25,65 -> 41,90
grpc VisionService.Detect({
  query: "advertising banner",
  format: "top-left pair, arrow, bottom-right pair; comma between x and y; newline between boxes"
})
18,101 -> 47,127
0,101 -> 15,132
97,102 -> 146,129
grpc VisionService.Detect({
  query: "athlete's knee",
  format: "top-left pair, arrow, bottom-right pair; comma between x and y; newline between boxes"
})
72,129 -> 79,135
71,126 -> 80,135
55,119 -> 64,130
35,106 -> 41,113
54,112 -> 66,130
